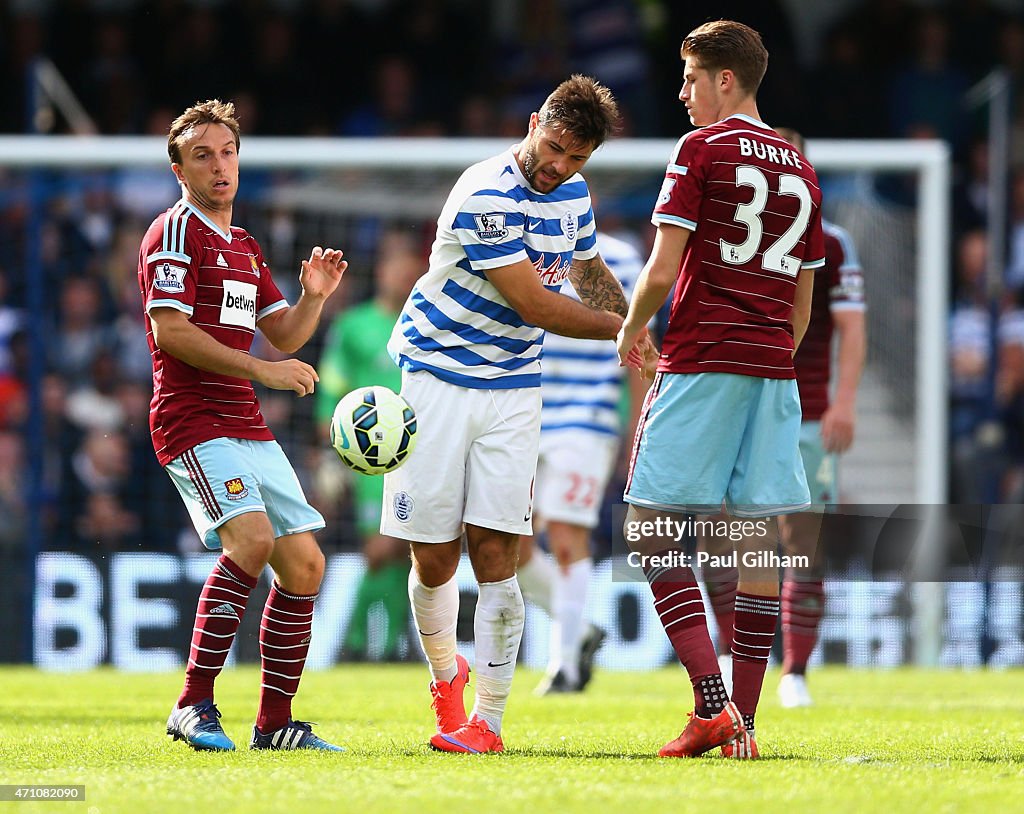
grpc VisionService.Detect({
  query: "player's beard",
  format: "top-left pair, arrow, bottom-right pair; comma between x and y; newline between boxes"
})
520,142 -> 541,187
520,142 -> 562,192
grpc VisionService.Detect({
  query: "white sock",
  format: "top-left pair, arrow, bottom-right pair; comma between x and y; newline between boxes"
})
517,550 -> 556,615
550,557 -> 592,684
470,576 -> 525,735
408,571 -> 460,684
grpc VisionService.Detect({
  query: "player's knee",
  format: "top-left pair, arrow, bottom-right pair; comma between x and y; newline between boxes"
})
622,505 -> 648,553
551,542 -> 582,569
299,546 -> 327,586
290,544 -> 325,589
468,535 -> 518,582
547,521 -> 590,567
414,558 -> 457,587
517,535 -> 535,564
278,546 -> 326,595
411,541 -> 460,587
251,535 -> 276,564
221,527 -> 275,571
784,528 -> 818,558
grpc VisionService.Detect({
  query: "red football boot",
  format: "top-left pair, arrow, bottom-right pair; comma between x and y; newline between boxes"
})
429,654 -> 471,734
429,716 -> 504,754
658,701 -> 744,758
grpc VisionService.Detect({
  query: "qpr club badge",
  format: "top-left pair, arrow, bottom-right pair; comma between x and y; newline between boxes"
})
560,211 -> 577,241
393,491 -> 414,522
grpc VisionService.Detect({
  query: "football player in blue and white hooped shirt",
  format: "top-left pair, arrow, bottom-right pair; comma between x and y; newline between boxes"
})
517,231 -> 648,695
384,76 -> 652,754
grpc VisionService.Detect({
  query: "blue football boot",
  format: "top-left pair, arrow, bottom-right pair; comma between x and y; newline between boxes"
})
166,699 -> 235,751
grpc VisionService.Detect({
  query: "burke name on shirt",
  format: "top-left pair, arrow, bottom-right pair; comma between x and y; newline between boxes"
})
737,136 -> 803,169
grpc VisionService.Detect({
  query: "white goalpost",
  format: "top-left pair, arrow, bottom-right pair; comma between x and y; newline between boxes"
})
0,134 -> 951,504
0,135 -> 952,665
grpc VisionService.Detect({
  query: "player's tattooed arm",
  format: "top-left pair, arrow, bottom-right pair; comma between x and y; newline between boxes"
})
568,254 -> 629,317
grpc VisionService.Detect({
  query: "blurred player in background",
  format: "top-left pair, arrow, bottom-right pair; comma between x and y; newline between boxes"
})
317,232 -> 422,662
518,230 -> 648,694
142,100 -> 345,752
617,22 -> 824,759
385,76 -> 644,754
706,128 -> 867,708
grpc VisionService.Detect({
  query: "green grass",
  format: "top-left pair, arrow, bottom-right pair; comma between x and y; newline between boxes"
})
0,666 -> 1021,814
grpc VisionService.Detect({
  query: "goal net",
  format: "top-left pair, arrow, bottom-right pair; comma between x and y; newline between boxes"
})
0,135 -> 985,671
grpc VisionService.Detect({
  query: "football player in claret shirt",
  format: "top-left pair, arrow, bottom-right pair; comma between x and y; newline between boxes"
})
140,100 -> 346,752
707,129 -> 867,710
616,21 -> 825,759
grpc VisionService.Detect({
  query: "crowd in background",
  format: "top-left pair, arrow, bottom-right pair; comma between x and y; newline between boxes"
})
3,0 -> 1024,564
4,0 -> 1024,145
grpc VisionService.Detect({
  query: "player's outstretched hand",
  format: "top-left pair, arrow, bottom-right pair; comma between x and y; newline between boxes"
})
637,334 -> 659,381
259,358 -> 319,397
300,246 -> 348,299
820,402 -> 855,453
616,325 -> 640,368
617,325 -> 657,379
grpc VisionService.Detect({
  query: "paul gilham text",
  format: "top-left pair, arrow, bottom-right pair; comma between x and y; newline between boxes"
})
627,550 -> 810,569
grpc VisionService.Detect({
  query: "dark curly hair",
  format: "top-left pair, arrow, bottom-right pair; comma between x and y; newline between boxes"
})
537,75 -> 620,149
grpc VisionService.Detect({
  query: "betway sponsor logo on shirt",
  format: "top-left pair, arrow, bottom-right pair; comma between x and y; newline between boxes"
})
220,279 -> 257,329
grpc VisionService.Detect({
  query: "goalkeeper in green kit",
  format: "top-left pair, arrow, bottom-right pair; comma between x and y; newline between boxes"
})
317,232 -> 423,660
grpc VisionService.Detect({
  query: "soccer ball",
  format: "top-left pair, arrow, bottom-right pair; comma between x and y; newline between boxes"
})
330,386 -> 418,475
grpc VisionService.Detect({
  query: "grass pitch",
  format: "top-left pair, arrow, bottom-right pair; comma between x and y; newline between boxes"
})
0,665 -> 1021,814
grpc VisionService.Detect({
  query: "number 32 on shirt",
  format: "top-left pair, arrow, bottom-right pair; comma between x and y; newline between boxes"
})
720,165 -> 812,278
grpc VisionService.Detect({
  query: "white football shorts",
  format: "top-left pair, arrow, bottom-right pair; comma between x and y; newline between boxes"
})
381,370 -> 541,542
535,429 -> 619,528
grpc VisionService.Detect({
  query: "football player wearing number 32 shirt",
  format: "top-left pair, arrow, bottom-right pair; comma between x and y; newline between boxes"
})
616,20 -> 825,760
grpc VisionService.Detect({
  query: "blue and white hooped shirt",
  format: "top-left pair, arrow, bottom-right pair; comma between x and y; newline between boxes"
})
540,231 -> 643,437
388,147 -> 597,389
